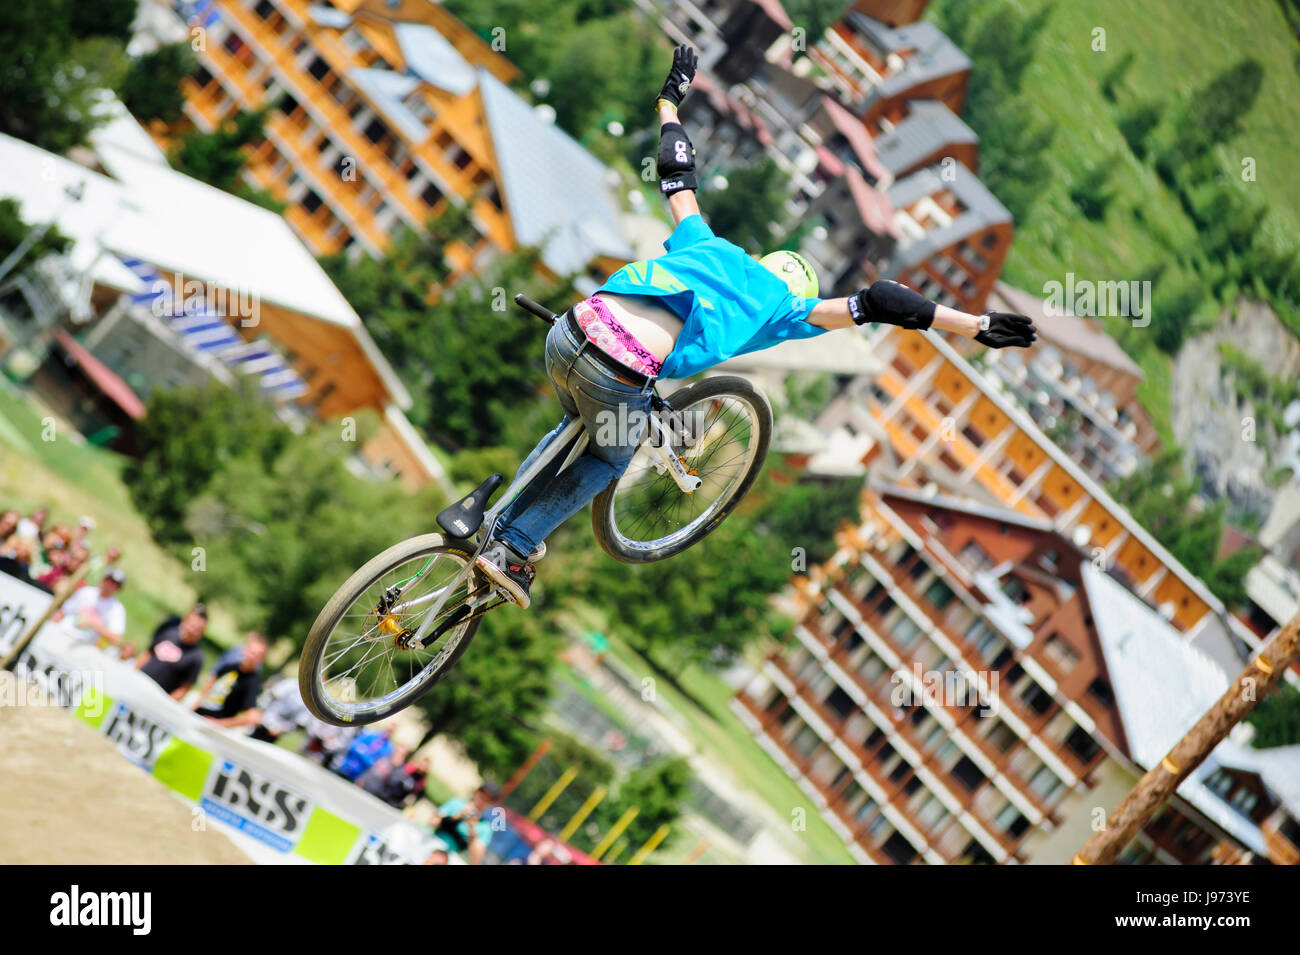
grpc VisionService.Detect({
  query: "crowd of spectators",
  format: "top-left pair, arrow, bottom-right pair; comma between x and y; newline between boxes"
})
4,503 -> 541,865
1,506 -> 122,599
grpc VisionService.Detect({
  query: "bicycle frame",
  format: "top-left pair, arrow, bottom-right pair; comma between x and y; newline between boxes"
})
401,399 -> 699,646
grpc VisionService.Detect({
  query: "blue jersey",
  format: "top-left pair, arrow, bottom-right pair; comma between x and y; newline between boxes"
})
597,214 -> 825,379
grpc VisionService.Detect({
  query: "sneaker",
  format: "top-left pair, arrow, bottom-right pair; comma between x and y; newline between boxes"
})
527,541 -> 547,562
475,541 -> 535,609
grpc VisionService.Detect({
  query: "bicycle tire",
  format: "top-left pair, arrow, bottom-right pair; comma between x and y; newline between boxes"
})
591,375 -> 771,564
299,534 -> 484,726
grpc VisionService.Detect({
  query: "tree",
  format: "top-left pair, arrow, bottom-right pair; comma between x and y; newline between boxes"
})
1247,682 -> 1300,747
71,0 -> 139,42
700,157 -> 788,255
590,757 -> 691,854
0,1 -> 132,152
0,198 -> 72,277
169,108 -> 271,193
120,42 -> 197,124
123,383 -> 289,543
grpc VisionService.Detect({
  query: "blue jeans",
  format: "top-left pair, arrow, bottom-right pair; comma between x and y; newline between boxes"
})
493,312 -> 655,558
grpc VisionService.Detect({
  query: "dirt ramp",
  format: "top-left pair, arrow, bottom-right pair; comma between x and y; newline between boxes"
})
0,673 -> 251,865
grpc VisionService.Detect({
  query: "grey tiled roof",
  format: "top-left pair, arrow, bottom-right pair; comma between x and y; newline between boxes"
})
849,14 -> 971,103
883,162 -> 1010,272
477,69 -> 632,277
874,99 -> 977,175
348,67 -> 427,143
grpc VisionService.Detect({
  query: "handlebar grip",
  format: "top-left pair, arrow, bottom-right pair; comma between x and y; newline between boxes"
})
514,293 -> 558,325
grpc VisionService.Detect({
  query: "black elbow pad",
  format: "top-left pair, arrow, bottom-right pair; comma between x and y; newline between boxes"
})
848,280 -> 937,329
657,122 -> 698,195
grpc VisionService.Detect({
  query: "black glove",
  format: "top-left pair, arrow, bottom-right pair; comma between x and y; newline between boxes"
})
656,44 -> 698,109
657,122 -> 698,195
975,311 -> 1037,348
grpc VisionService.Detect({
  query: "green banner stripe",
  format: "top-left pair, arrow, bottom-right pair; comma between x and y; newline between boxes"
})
152,737 -> 214,802
296,807 -> 362,865
75,689 -> 113,728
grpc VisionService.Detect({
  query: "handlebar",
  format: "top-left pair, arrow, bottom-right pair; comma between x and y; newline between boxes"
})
514,293 -> 558,325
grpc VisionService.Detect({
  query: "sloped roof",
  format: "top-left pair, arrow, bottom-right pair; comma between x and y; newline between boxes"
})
844,164 -> 898,237
393,21 -> 479,96
0,127 -> 410,408
875,99 -> 977,176
820,95 -> 892,183
884,162 -> 1010,272
477,69 -> 632,276
1079,562 -> 1276,853
1209,740 -> 1300,818
1082,560 -> 1231,767
348,66 -> 427,143
990,281 -> 1144,379
850,14 -> 971,100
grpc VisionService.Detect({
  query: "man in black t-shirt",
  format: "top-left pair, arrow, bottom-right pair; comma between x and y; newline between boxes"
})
135,603 -> 209,700
193,632 -> 268,729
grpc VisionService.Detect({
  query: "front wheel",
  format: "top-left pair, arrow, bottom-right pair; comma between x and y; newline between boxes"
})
591,374 -> 771,563
299,534 -> 484,726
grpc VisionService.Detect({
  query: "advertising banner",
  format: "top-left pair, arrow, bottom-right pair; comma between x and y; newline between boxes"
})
5,572 -> 442,865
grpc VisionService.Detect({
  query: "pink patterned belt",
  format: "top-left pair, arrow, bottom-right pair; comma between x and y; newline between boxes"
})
572,295 -> 664,378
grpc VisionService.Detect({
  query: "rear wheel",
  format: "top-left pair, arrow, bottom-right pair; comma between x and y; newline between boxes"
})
591,375 -> 771,564
299,534 -> 484,726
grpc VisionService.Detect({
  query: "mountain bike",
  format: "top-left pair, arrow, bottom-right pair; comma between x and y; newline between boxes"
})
299,294 -> 772,725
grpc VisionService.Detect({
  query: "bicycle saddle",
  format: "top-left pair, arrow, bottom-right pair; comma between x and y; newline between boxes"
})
436,472 -> 504,539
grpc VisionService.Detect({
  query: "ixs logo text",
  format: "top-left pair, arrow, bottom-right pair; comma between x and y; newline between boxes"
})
351,833 -> 408,865
201,761 -> 311,852
102,702 -> 172,770
49,885 -> 151,936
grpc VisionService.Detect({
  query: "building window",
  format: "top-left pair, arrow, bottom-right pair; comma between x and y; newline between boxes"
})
951,756 -> 985,792
1042,632 -> 1079,673
300,189 -> 323,214
1087,678 -> 1115,708
1028,765 -> 1063,801
825,687 -> 856,721
363,118 -> 390,145
254,0 -> 276,19
1065,725 -> 1100,763
923,578 -> 955,611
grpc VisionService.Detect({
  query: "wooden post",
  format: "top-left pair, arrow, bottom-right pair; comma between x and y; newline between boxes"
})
1074,612 -> 1300,865
501,739 -> 551,799
627,824 -> 671,865
0,562 -> 92,672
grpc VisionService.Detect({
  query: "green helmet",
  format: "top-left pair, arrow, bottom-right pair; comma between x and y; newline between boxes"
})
760,250 -> 819,299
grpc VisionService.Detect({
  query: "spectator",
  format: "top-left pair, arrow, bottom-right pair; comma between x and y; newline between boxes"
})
422,848 -> 450,866
0,510 -> 18,541
14,507 -> 46,542
0,536 -> 35,583
332,726 -> 395,782
36,546 -> 71,591
55,569 -> 127,648
249,677 -> 309,744
85,544 -> 120,581
302,717 -> 358,768
136,603 -> 208,700
358,744 -> 409,801
117,641 -> 137,662
74,515 -> 95,544
430,783 -> 500,865
360,750 -> 428,809
192,632 -> 268,730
